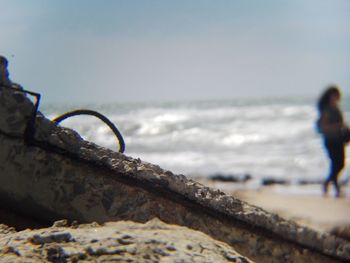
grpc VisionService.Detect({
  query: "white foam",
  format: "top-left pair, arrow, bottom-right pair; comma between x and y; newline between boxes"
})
42,98 -> 350,184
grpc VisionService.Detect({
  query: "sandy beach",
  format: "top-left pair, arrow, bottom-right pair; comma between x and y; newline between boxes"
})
231,185 -> 350,232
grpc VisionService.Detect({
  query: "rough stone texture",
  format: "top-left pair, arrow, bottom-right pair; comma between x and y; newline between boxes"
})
331,225 -> 350,242
0,218 -> 252,263
0,87 -> 33,136
0,224 -> 16,236
0,85 -> 350,262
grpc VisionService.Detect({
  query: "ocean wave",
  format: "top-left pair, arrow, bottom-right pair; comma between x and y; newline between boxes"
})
42,98 -> 350,182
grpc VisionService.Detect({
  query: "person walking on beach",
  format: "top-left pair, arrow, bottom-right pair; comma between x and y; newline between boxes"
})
317,86 -> 350,197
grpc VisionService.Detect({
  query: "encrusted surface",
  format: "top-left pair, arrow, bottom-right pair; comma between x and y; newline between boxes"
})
0,218 -> 253,263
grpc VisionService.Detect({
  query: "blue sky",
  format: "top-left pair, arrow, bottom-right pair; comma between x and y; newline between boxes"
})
1,0 -> 349,103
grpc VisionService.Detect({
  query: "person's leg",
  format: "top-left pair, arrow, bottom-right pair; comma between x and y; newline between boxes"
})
325,141 -> 345,197
324,142 -> 335,195
333,146 -> 345,197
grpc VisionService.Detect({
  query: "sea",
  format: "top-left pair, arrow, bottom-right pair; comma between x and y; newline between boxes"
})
42,96 -> 350,192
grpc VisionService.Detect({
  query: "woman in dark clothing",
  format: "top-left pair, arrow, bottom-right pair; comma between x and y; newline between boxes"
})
317,86 -> 350,197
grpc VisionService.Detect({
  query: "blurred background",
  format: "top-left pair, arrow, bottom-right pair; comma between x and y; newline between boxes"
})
1,0 -> 350,191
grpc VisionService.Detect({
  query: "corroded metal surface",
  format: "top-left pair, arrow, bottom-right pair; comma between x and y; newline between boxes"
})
0,85 -> 349,262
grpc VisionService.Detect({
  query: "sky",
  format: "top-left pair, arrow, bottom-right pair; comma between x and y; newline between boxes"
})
1,0 -> 350,103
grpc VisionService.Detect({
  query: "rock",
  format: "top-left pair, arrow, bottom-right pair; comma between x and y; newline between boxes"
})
52,219 -> 69,227
209,173 -> 252,183
297,179 -> 323,185
0,224 -> 16,236
0,218 -> 252,263
30,232 -> 73,244
0,86 -> 34,136
262,177 -> 290,186
330,225 -> 350,242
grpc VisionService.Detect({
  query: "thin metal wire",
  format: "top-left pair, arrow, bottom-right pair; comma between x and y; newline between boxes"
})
53,109 -> 126,153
